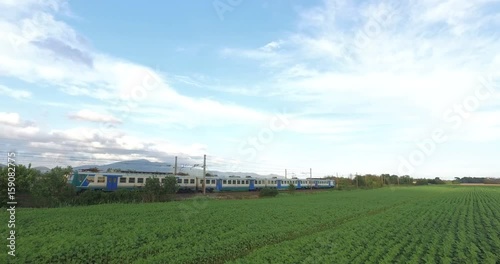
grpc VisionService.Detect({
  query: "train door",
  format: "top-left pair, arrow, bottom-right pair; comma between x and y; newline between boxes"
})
106,175 -> 118,191
249,179 -> 255,191
297,180 -> 302,189
216,179 -> 223,191
277,180 -> 281,189
314,181 -> 318,188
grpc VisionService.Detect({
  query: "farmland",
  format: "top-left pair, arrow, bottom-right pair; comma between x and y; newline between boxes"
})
1,186 -> 499,263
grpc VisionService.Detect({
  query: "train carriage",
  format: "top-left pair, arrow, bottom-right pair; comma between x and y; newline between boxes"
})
69,171 -> 335,193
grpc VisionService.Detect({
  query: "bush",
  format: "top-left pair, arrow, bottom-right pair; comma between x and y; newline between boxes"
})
259,187 -> 279,198
31,166 -> 76,207
288,183 -> 296,194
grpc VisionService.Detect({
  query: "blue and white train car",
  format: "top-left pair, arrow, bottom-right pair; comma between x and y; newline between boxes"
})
69,171 -> 335,193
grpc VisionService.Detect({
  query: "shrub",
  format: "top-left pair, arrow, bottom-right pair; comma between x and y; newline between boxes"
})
259,187 -> 279,198
288,183 -> 296,194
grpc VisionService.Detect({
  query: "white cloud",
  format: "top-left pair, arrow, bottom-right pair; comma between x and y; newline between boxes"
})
0,112 -> 20,125
1,0 -> 499,177
68,109 -> 122,124
0,84 -> 32,99
0,0 -> 269,131
260,40 -> 283,52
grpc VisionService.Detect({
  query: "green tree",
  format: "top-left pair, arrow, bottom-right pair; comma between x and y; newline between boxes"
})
0,164 -> 42,207
259,187 -> 278,198
31,166 -> 76,207
162,176 -> 178,193
144,178 -> 163,202
288,183 -> 296,194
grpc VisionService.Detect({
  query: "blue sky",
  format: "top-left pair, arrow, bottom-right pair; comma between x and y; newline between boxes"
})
1,0 -> 499,179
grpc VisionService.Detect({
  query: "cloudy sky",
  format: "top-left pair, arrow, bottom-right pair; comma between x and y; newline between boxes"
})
1,0 -> 499,179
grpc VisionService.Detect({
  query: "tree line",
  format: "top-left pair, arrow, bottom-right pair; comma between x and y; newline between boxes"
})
324,174 -> 448,190
453,177 -> 500,184
0,164 -> 179,208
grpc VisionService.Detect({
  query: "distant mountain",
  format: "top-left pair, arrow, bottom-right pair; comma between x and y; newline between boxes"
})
75,159 -> 173,173
210,171 -> 283,179
74,159 -> 285,179
0,163 -> 5,168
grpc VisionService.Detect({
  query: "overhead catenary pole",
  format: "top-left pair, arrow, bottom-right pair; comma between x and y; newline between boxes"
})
202,154 -> 206,195
174,156 -> 177,175
310,168 -> 312,190
356,172 -> 359,188
285,169 -> 287,179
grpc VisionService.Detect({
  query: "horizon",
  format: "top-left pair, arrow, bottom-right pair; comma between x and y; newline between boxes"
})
1,1 -> 499,181
2,159 -> 498,181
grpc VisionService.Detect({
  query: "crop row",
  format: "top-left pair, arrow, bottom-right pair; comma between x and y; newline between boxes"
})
1,186 -> 498,263
229,186 -> 500,264
1,187 -> 440,263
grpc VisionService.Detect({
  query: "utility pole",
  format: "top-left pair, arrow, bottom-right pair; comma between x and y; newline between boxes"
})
336,172 -> 339,189
285,169 -> 287,179
174,156 -> 177,175
356,172 -> 359,188
202,154 -> 206,195
310,168 -> 312,190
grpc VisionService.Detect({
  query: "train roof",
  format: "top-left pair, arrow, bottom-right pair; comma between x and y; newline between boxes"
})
75,171 -> 334,181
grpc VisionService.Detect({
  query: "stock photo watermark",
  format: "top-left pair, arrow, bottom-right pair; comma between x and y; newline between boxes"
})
226,109 -> 290,172
398,74 -> 497,175
8,13 -> 47,50
213,0 -> 243,21
339,1 -> 403,65
6,151 -> 17,257
95,67 -> 162,136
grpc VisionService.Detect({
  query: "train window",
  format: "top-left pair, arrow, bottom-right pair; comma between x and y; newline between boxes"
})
190,179 -> 195,184
200,180 -> 204,184
212,180 -> 215,184
237,180 -> 240,184
98,177 -> 105,183
246,180 -> 249,184
129,178 -> 135,183
223,180 -> 227,184
177,178 -> 182,183
137,178 -> 144,184
119,178 -> 126,183
183,179 -> 188,184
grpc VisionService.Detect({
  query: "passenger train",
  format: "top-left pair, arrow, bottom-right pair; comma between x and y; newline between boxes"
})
68,170 -> 335,193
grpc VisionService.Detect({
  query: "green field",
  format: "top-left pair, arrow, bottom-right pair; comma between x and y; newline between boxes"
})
2,186 -> 500,263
